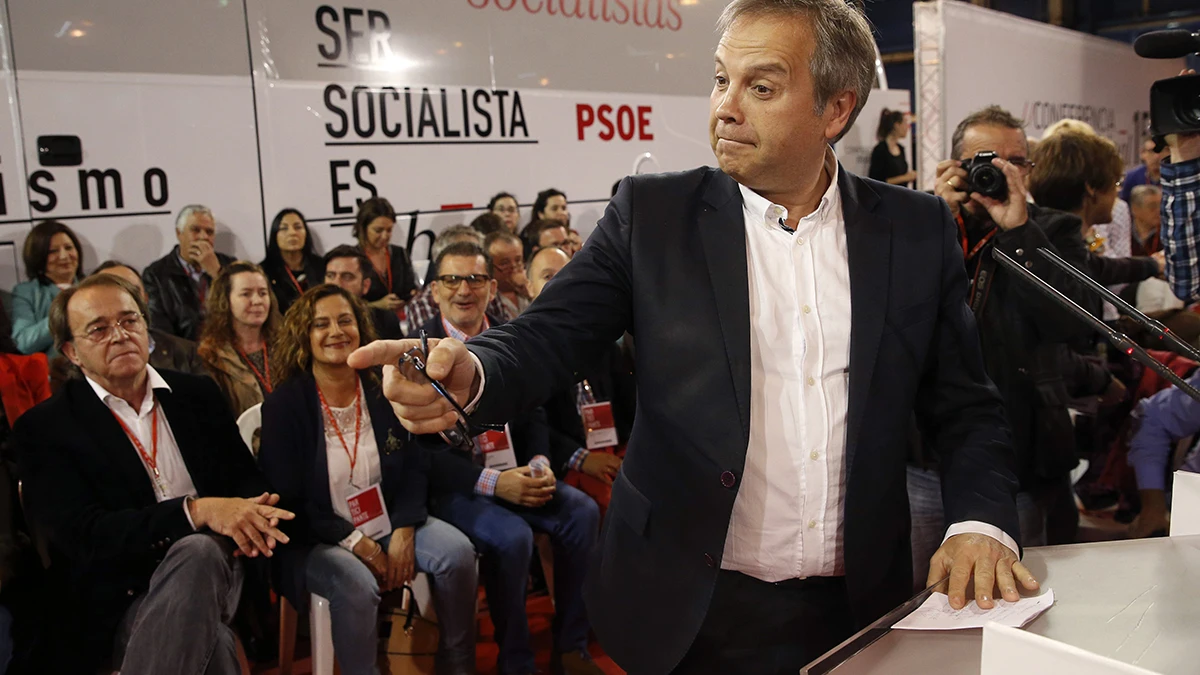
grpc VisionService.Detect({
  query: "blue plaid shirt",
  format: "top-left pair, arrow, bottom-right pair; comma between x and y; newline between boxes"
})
1163,157 -> 1200,302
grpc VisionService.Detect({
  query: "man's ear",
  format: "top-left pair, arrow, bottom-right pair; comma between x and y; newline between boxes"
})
488,279 -> 498,302
62,341 -> 81,368
362,277 -> 372,297
823,89 -> 858,142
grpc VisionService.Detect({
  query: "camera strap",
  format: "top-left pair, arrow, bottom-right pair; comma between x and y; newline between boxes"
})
959,216 -> 999,315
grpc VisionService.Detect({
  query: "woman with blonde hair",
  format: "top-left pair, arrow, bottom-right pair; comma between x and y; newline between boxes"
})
259,284 -> 479,675
198,261 -> 283,417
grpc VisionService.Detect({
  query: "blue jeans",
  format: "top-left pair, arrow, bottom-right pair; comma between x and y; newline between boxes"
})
305,517 -> 478,675
906,466 -> 1041,592
432,482 -> 600,675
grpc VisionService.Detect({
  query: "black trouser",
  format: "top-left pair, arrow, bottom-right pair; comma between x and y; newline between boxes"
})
671,570 -> 854,675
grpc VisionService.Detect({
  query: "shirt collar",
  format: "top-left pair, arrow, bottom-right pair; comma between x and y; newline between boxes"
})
175,248 -> 202,278
738,146 -> 841,232
85,365 -> 172,415
441,315 -> 490,343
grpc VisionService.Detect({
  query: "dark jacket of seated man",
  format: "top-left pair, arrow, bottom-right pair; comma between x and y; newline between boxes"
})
13,368 -> 270,673
541,341 -> 637,479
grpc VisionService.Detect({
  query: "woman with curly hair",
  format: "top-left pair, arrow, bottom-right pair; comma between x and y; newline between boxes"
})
198,261 -> 282,418
259,284 -> 479,675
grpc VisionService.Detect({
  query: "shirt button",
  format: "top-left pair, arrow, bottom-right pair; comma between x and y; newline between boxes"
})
810,450 -> 820,461
802,305 -> 812,314
796,236 -> 805,245
808,520 -> 817,529
720,471 -> 737,489
1015,248 -> 1025,256
704,553 -> 716,568
806,376 -> 816,386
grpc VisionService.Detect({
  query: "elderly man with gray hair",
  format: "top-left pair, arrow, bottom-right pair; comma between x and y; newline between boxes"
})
142,204 -> 235,341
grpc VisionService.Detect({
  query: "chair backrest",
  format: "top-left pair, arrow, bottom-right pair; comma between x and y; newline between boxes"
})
236,403 -> 263,456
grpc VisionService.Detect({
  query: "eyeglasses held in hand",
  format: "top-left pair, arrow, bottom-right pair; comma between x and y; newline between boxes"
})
398,330 -> 476,451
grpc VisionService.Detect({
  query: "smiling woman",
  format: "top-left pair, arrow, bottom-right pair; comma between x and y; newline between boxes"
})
198,261 -> 284,418
12,220 -> 85,358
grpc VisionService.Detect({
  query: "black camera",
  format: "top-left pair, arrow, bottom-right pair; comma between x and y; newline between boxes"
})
962,151 -> 1008,201
1133,30 -> 1200,135
1149,73 -> 1200,136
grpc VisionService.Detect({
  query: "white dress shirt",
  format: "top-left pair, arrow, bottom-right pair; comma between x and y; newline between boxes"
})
321,379 -> 383,550
721,149 -> 1018,583
85,366 -> 198,527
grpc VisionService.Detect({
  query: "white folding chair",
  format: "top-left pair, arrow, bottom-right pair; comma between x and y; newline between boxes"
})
235,403 -> 262,456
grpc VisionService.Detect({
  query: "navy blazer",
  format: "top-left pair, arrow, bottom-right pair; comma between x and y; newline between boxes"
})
464,166 -> 1020,674
257,371 -> 476,604
12,371 -> 268,672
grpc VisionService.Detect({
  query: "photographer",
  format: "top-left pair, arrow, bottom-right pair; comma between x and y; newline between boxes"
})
909,106 -> 1096,584
1161,69 -> 1200,303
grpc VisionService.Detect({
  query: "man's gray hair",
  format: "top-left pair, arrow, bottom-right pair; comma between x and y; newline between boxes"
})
174,204 -> 214,233
716,0 -> 877,142
950,106 -> 1026,161
431,224 -> 484,262
1129,184 -> 1162,209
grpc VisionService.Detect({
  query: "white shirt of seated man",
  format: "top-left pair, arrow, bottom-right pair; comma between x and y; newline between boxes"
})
60,277 -> 293,558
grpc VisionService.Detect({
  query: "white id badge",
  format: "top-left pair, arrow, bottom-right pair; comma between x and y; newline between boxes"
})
346,483 -> 392,540
475,423 -> 518,471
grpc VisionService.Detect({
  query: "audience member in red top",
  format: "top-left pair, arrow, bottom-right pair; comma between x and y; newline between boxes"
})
12,273 -> 290,674
198,262 -> 282,419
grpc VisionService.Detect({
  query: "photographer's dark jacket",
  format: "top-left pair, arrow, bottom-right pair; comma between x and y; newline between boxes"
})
958,203 -> 1093,485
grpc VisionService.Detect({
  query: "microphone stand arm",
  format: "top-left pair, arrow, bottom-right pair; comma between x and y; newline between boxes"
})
1035,247 -> 1200,363
991,248 -> 1200,403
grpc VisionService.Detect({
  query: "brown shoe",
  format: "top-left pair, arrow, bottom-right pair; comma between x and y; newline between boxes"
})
558,650 -> 606,675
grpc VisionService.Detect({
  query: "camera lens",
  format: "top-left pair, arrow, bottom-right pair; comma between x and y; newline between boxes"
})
1177,88 -> 1200,126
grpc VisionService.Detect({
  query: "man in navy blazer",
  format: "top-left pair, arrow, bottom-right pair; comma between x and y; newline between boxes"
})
352,1 -> 1039,673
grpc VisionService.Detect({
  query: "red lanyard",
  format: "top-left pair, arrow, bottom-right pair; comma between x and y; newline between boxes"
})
236,344 -> 273,394
283,265 -> 305,296
317,383 -> 363,474
957,214 -> 998,261
113,405 -> 160,479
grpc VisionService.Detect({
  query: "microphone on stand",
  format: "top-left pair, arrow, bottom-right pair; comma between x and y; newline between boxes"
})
1133,29 -> 1200,59
990,248 -> 1200,403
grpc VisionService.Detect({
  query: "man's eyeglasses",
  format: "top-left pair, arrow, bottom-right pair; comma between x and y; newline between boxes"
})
492,260 -> 525,274
398,330 -> 475,451
74,313 -> 146,344
434,274 -> 491,289
1008,157 -> 1036,173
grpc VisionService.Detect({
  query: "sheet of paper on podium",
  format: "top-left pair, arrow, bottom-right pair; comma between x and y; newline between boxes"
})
892,589 -> 1054,631
980,622 -> 1159,675
1170,470 -> 1200,537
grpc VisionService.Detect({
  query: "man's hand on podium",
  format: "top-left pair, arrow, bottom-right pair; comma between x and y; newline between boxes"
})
928,533 -> 1040,610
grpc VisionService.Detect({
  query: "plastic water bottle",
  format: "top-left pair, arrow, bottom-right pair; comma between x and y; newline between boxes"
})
530,455 -> 551,478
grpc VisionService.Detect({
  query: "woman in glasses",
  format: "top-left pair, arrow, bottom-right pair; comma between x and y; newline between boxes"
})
198,261 -> 282,419
258,284 -> 479,675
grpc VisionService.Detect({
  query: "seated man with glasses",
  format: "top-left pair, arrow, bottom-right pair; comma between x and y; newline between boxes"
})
12,273 -> 293,674
413,241 -> 603,675
485,231 -> 531,321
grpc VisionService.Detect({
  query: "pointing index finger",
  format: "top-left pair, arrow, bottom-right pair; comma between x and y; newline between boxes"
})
347,339 -> 424,370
